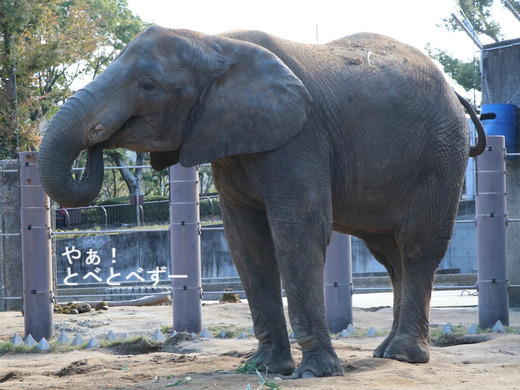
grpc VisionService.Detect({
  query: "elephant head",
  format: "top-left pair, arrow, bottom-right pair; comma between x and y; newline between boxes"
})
38,26 -> 312,207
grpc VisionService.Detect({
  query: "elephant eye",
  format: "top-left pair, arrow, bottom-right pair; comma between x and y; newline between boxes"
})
140,78 -> 156,91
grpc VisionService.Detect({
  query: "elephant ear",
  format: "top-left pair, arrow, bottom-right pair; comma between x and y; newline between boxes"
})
150,150 -> 180,171
179,38 -> 312,167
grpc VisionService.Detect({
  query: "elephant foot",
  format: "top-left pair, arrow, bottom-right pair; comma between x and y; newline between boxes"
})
291,347 -> 344,378
373,334 -> 394,358
381,335 -> 430,363
247,344 -> 295,376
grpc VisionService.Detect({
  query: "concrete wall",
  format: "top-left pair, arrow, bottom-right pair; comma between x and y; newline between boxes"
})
55,200 -> 477,287
0,160 -> 23,311
481,38 -> 520,306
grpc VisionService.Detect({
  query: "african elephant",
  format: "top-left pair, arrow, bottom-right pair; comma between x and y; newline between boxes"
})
38,25 -> 486,378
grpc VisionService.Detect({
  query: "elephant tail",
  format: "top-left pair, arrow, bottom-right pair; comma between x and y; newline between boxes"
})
456,92 -> 486,157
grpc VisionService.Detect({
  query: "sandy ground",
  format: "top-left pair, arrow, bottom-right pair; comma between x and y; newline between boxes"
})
1,291 -> 519,390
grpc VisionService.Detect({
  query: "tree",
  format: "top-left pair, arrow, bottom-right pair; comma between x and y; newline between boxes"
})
105,149 -> 145,197
0,0 -> 146,160
428,0 -> 520,94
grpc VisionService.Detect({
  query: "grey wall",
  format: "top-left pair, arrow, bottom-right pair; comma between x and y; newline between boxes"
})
56,201 -> 477,287
481,38 -> 520,306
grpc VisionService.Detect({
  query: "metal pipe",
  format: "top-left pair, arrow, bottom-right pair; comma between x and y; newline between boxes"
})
324,232 -> 353,333
57,292 -> 171,299
451,12 -> 484,50
475,136 -> 509,328
169,165 -> 202,333
19,152 -> 54,340
101,206 -> 108,226
52,228 -> 170,236
504,0 -> 520,23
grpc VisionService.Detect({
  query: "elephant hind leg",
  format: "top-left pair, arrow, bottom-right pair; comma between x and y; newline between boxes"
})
363,235 -> 403,358
382,224 -> 453,363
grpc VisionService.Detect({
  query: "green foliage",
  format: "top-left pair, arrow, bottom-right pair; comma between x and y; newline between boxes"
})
0,0 -> 146,159
426,44 -> 481,92
442,0 -> 505,43
429,0 -> 520,93
199,165 -> 216,195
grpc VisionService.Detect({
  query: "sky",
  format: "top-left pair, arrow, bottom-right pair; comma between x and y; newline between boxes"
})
125,0 -> 520,63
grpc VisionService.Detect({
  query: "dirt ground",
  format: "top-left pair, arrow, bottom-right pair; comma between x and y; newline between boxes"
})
1,295 -> 519,390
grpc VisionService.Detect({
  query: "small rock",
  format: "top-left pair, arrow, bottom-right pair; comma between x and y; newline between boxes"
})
219,288 -> 241,303
77,303 -> 91,313
95,301 -> 109,311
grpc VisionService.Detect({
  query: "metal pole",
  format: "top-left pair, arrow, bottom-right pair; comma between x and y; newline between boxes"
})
504,0 -> 520,23
12,35 -> 19,153
19,152 -> 53,340
169,164 -> 202,333
475,136 -> 509,328
324,232 -> 353,333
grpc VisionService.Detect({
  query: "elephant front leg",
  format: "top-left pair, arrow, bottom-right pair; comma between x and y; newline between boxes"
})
221,203 -> 295,375
268,212 -> 343,378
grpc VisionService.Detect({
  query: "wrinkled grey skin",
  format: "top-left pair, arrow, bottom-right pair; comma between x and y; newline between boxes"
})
38,26 -> 486,378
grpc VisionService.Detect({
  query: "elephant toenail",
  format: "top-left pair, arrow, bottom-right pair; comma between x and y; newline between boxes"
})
301,371 -> 316,378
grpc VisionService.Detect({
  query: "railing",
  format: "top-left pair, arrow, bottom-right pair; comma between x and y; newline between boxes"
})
54,197 -> 222,231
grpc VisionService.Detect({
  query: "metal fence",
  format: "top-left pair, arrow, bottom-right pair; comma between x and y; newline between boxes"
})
54,196 -> 221,230
0,140 -> 518,337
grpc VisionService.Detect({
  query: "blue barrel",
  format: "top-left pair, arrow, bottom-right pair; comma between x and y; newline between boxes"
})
481,104 -> 518,158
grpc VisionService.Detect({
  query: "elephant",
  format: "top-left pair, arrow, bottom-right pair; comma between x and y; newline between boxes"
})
38,25 -> 486,378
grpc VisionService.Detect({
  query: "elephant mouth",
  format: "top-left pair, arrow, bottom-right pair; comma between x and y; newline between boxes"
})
103,116 -> 145,150
103,116 -> 176,153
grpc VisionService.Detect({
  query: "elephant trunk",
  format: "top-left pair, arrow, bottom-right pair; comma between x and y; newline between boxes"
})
38,88 -> 105,208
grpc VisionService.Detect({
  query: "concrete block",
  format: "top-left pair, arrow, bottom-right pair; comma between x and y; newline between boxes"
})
24,334 -> 36,346
37,337 -> 50,351
10,333 -> 23,345
152,329 -> 166,342
72,334 -> 84,346
57,331 -> 71,344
